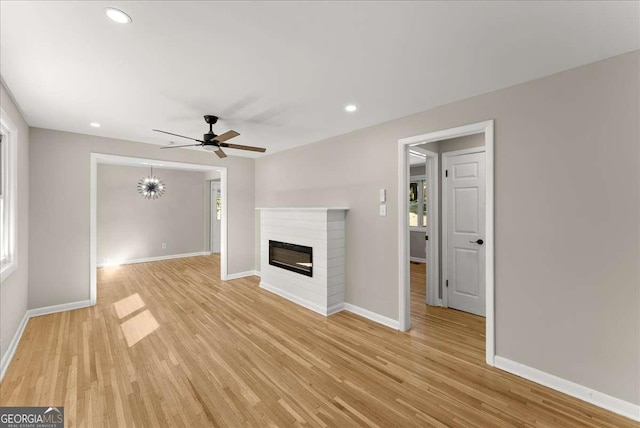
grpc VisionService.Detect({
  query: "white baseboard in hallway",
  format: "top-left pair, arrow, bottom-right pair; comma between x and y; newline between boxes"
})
96,251 -> 210,268
494,356 -> 640,422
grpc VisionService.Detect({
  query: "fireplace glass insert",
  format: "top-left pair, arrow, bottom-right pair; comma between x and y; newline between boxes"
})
269,240 -> 313,277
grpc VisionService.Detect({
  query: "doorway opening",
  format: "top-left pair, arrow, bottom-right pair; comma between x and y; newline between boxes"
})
398,120 -> 495,366
90,154 -> 228,305
209,179 -> 222,253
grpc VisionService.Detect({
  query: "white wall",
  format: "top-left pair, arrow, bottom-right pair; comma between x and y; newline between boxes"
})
29,129 -> 255,309
97,164 -> 206,264
255,51 -> 640,405
0,84 -> 29,362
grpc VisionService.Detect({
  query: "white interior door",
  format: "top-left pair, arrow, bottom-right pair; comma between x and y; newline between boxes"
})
445,151 -> 486,316
210,181 -> 221,253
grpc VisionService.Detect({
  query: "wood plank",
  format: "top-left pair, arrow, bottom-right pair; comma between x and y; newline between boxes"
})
0,256 -> 635,427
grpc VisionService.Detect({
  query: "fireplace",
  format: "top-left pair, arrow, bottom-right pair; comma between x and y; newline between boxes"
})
268,240 -> 313,277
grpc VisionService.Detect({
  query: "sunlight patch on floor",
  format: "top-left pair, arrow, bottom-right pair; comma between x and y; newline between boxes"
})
120,309 -> 160,347
114,293 -> 146,319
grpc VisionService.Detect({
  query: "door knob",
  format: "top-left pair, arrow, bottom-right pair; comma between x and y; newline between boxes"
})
470,239 -> 484,245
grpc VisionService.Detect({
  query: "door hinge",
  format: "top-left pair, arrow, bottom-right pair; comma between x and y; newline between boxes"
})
445,169 -> 448,177
425,235 -> 429,241
446,280 -> 449,288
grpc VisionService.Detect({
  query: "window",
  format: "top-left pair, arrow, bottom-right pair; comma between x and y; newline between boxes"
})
0,109 -> 17,281
409,177 -> 427,229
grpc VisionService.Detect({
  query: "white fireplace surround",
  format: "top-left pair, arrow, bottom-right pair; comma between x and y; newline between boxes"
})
257,208 -> 348,316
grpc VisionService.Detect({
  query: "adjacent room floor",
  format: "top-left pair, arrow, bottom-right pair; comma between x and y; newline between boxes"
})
409,261 -> 485,365
1,255 -> 634,427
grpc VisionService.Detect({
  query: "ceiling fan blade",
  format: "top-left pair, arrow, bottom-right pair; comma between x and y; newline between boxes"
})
160,143 -> 203,149
223,143 -> 267,153
153,129 -> 203,142
213,130 -> 240,143
214,148 -> 227,158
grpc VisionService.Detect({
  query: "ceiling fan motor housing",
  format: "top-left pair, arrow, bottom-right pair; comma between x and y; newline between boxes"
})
203,133 -> 218,143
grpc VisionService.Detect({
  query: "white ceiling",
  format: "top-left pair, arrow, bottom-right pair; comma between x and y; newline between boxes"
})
1,1 -> 638,158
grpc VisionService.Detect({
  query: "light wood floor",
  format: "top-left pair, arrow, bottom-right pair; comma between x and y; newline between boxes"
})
1,256 -> 636,427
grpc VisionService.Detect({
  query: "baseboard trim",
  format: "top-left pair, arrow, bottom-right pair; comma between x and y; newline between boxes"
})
260,281 -> 331,316
410,257 -> 426,263
326,302 -> 345,316
27,300 -> 94,318
494,356 -> 640,422
1,299 -> 95,381
96,251 -> 210,268
259,281 -> 399,330
343,303 -> 399,330
0,312 -> 29,381
226,270 -> 262,280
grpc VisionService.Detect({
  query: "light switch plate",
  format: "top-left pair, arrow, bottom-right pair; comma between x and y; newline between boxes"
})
379,188 -> 386,202
379,203 -> 387,216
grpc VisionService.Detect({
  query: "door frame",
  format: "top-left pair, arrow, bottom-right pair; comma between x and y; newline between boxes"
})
441,147 -> 486,309
410,147 -> 440,306
397,120 -> 495,366
210,180 -> 222,253
90,153 -> 229,305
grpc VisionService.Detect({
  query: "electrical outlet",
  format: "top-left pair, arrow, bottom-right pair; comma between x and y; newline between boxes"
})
379,204 -> 387,216
162,243 -> 167,249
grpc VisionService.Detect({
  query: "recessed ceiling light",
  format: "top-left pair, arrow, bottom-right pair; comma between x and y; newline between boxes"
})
90,122 -> 101,128
105,7 -> 132,24
345,105 -> 357,112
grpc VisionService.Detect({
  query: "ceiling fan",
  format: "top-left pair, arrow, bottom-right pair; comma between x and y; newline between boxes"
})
153,115 -> 266,158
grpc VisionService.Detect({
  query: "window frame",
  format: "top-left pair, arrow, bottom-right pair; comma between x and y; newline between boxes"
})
0,107 -> 18,282
409,174 -> 427,232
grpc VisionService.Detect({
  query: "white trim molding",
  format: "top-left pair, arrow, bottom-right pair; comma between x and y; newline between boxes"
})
96,251 -> 210,268
27,300 -> 93,318
343,303 -> 399,330
494,356 -> 640,422
260,280 -> 399,330
409,147 -> 439,307
398,120 -> 495,366
260,280 -> 331,316
409,257 -> 426,263
226,270 -> 262,280
1,299 -> 93,381
0,312 -> 28,381
0,106 -> 19,283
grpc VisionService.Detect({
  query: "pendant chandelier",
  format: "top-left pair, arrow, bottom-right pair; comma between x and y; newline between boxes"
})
137,166 -> 166,200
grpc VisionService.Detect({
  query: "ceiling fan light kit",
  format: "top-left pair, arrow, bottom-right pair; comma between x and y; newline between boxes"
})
153,115 -> 266,158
